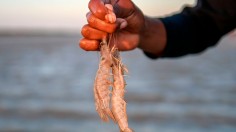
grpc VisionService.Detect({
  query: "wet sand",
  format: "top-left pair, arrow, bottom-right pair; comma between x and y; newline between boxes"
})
0,33 -> 236,132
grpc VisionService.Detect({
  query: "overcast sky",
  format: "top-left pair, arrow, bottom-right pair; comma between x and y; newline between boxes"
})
0,0 -> 195,30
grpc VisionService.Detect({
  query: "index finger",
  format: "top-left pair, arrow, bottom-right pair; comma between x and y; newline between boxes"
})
89,0 -> 107,20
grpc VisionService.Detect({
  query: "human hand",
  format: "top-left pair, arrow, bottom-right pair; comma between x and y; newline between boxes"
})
79,0 -> 145,51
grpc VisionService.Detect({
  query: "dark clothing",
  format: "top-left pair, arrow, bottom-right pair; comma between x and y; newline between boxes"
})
145,0 -> 236,59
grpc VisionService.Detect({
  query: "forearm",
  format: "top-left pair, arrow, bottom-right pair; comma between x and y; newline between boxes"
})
139,0 -> 236,59
138,16 -> 167,58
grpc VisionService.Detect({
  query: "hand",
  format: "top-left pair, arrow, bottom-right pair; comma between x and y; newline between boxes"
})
79,0 -> 167,57
79,0 -> 145,51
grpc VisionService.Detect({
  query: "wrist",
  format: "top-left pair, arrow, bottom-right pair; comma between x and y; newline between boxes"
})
138,16 -> 167,57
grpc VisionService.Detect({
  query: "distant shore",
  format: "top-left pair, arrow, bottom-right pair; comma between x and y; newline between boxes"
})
0,28 -> 80,37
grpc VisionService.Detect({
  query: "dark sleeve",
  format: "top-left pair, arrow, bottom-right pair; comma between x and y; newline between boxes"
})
145,0 -> 236,58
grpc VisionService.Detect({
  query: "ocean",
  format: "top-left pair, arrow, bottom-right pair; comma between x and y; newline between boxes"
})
0,32 -> 236,132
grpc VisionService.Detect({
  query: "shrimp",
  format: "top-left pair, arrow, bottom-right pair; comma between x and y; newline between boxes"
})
110,39 -> 133,132
93,3 -> 133,132
94,40 -> 115,122
93,3 -> 118,122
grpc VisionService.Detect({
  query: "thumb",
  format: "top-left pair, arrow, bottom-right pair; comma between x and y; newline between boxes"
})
88,0 -> 134,20
113,0 -> 135,18
116,18 -> 128,29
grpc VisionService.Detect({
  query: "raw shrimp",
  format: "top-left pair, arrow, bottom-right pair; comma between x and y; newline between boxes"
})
94,39 -> 115,122
111,42 -> 133,132
93,2 -> 134,132
93,3 -> 117,122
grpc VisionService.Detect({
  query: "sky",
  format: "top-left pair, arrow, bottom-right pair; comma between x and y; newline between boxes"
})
0,0 -> 195,30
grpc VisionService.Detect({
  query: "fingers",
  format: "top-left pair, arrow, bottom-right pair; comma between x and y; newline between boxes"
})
105,4 -> 116,23
80,24 -> 108,51
87,13 -> 117,33
88,0 -> 119,20
81,24 -> 108,40
82,0 -> 131,52
80,16 -> 128,52
89,0 -> 107,20
88,0 -> 135,20
79,38 -> 100,51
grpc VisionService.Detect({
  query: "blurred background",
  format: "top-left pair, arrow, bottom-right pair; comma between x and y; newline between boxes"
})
0,0 -> 236,132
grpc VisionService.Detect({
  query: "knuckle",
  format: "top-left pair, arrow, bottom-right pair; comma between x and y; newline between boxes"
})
81,26 -> 90,37
88,15 -> 97,27
107,25 -> 116,33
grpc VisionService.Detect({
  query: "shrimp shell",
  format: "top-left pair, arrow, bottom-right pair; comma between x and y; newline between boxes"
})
94,41 -> 115,122
111,47 -> 133,132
